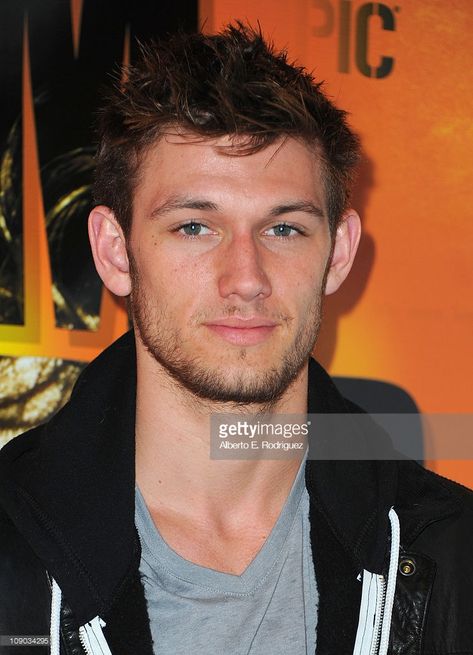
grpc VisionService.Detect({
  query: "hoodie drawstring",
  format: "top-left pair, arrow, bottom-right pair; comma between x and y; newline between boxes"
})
49,511 -> 400,655
378,507 -> 400,655
353,507 -> 401,655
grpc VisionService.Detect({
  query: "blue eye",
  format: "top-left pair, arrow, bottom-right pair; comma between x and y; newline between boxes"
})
268,224 -> 299,237
181,221 -> 203,236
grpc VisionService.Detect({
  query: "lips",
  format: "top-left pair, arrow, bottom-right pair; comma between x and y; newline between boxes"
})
204,318 -> 278,346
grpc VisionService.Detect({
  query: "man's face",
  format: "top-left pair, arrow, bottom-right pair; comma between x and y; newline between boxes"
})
127,134 -> 333,405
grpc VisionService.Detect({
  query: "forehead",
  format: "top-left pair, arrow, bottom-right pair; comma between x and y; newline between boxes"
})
134,133 -> 326,214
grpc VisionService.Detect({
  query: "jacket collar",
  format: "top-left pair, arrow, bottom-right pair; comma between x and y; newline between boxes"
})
0,332 -> 138,626
305,358 -> 398,573
0,331 -> 459,625
304,359 -> 459,573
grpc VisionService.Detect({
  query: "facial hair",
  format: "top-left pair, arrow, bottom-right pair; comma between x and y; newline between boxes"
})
128,252 -> 325,407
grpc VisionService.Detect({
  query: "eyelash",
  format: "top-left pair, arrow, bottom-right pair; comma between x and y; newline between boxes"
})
266,223 -> 306,238
173,221 -> 306,239
173,221 -> 212,239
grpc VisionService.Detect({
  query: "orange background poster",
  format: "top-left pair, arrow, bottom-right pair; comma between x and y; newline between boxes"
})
201,0 -> 473,484
0,1 -> 471,486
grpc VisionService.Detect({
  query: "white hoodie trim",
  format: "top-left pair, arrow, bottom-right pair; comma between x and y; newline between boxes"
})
78,616 -> 113,655
49,578 -> 113,655
50,579 -> 61,655
378,508 -> 400,655
353,508 -> 400,655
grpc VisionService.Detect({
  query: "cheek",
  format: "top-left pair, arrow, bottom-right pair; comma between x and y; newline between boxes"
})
168,253 -> 214,288
272,259 -> 327,303
137,247 -> 215,309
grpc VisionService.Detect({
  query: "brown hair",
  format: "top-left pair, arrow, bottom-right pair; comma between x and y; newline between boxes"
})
93,22 -> 360,238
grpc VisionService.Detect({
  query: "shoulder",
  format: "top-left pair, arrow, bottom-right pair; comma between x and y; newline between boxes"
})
0,507 -> 51,634
0,424 -> 45,468
397,458 -> 473,512
432,467 -> 473,507
0,506 -> 48,581
422,464 -> 473,531
395,459 -> 473,553
395,463 -> 473,650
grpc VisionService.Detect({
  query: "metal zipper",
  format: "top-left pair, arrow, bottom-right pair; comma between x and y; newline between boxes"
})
49,578 -> 62,655
353,570 -> 387,655
78,626 -> 91,655
370,575 -> 386,655
78,616 -> 113,655
353,510 -> 401,655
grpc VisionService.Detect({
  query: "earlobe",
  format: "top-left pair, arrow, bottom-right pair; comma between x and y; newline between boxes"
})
88,206 -> 132,297
324,209 -> 361,296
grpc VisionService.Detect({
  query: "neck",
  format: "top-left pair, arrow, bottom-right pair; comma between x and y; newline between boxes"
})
134,341 -> 309,525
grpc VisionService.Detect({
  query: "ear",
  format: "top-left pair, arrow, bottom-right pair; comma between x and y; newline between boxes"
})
88,206 -> 132,297
324,209 -> 361,296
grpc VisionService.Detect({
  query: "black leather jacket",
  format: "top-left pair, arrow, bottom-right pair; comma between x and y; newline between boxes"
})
1,332 -> 473,654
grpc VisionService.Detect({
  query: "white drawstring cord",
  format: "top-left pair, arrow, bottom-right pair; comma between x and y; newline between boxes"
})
48,514 -> 400,655
378,507 -> 400,655
353,507 -> 401,655
50,578 -> 62,655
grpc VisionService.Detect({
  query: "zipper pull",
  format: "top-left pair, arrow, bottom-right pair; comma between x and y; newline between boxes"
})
78,616 -> 113,655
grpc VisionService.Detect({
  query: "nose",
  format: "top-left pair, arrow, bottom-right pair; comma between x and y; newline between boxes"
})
217,233 -> 272,302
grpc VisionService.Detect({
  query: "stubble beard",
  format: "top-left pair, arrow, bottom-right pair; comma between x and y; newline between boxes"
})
128,256 -> 325,408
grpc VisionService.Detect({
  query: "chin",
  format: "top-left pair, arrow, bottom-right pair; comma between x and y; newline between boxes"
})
154,351 -> 304,406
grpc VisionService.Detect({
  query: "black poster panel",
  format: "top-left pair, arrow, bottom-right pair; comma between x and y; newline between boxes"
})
0,0 -> 197,440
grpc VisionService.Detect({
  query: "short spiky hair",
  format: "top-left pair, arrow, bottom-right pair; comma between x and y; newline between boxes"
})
94,23 -> 360,238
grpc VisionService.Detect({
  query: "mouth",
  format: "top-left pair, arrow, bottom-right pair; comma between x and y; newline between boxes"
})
203,317 -> 279,346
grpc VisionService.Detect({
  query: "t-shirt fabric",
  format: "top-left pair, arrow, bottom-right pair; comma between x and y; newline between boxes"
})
135,459 -> 317,654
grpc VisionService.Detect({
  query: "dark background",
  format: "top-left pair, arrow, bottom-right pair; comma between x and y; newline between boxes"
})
0,0 -> 198,327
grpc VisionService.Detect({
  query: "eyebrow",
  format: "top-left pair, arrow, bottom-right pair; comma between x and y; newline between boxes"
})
149,195 -> 325,220
150,196 -> 218,218
268,201 -> 325,220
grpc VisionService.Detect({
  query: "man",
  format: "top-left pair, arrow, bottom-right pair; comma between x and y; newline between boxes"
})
0,23 -> 472,655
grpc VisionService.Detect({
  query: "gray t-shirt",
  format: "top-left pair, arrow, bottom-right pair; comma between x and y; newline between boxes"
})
135,460 -> 317,654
